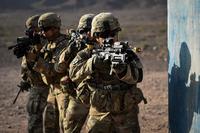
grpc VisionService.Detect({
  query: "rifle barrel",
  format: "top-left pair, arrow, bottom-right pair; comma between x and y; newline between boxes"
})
8,45 -> 17,50
12,85 -> 22,104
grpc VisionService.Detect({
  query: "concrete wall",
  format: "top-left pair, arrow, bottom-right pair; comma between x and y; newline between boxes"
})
168,0 -> 200,132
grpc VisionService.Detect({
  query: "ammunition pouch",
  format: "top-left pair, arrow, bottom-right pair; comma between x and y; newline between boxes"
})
27,87 -> 48,114
60,76 -> 76,96
89,83 -> 133,91
76,80 -> 90,105
88,83 -> 146,113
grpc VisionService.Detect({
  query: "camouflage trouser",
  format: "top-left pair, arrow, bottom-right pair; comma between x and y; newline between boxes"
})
43,85 -> 69,133
84,106 -> 140,133
81,88 -> 142,133
26,85 -> 49,133
63,96 -> 89,133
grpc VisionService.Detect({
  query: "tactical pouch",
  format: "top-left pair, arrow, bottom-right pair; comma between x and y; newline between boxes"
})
60,76 -> 76,96
124,87 -> 146,111
27,88 -> 47,114
89,83 -> 132,112
87,86 -> 146,113
76,81 -> 90,105
27,94 -> 40,114
60,82 -> 76,96
90,90 -> 110,112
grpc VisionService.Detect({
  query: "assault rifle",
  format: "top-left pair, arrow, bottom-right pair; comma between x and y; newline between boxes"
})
8,28 -> 41,58
70,30 -> 81,41
8,36 -> 33,58
93,38 -> 142,76
68,30 -> 88,51
13,81 -> 30,104
13,85 -> 22,104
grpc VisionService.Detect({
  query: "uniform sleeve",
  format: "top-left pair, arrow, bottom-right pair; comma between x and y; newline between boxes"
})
32,57 -> 58,77
54,42 -> 78,73
54,52 -> 68,73
33,41 -> 68,77
119,59 -> 143,84
69,50 -> 94,84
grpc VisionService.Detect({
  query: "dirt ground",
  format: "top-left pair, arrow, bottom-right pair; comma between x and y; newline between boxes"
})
0,54 -> 168,133
0,7 -> 167,133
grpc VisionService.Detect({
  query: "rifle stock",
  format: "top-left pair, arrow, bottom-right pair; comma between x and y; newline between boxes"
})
8,44 -> 17,50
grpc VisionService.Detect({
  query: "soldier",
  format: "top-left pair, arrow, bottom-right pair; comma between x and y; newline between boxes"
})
20,15 -> 49,133
26,12 -> 72,133
59,14 -> 95,133
75,13 -> 95,43
69,12 -> 146,133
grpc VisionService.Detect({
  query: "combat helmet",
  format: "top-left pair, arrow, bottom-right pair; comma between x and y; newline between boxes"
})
25,15 -> 40,29
38,12 -> 61,29
77,14 -> 95,32
91,12 -> 121,37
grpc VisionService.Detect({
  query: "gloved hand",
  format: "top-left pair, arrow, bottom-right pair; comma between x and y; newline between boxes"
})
25,50 -> 37,62
13,45 -> 27,58
13,37 -> 32,58
111,63 -> 127,78
60,76 -> 76,97
32,34 -> 41,44
92,55 -> 111,71
18,81 -> 31,92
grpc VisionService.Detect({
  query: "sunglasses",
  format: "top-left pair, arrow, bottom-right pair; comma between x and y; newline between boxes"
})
78,28 -> 90,34
25,28 -> 34,37
40,27 -> 52,32
98,31 -> 117,38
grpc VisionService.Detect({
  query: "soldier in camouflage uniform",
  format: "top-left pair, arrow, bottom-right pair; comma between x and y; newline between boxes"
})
26,12 -> 72,133
20,15 -> 49,133
69,12 -> 146,133
59,14 -> 95,133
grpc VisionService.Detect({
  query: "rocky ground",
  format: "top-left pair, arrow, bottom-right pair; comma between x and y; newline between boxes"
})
0,7 -> 167,133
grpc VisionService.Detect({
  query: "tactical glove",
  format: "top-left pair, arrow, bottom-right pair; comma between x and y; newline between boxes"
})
111,63 -> 127,78
32,34 -> 41,44
13,37 -> 32,58
18,81 -> 31,92
60,76 -> 76,97
13,45 -> 27,58
92,55 -> 111,71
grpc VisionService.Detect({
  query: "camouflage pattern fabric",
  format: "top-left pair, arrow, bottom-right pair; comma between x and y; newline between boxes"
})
91,12 -> 121,37
84,104 -> 140,133
33,34 -> 70,85
32,34 -> 72,133
43,86 -> 69,133
58,36 -> 90,133
27,85 -> 49,133
63,96 -> 89,133
38,12 -> 61,28
21,54 -> 49,133
77,14 -> 95,30
25,15 -> 40,29
83,89 -> 141,133
59,13 -> 97,131
69,43 -> 144,133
